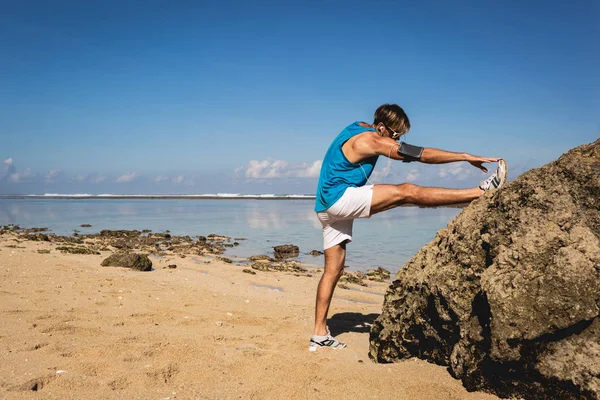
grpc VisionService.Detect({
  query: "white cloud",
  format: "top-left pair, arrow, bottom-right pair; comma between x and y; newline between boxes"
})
2,158 -> 16,180
45,169 -> 64,183
438,164 -> 475,181
245,159 -> 289,179
245,160 -> 270,178
369,170 -> 385,183
294,160 -> 322,178
405,169 -> 420,182
154,175 -> 188,185
72,173 -> 106,184
73,174 -> 88,182
9,168 -> 36,183
116,172 -> 137,183
369,159 -> 395,183
242,159 -> 321,179
234,166 -> 244,177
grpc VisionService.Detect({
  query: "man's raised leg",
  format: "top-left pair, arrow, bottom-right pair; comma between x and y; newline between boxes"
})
371,159 -> 507,214
371,184 -> 483,215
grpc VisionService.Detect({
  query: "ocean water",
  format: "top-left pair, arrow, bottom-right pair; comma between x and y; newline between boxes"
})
0,198 -> 461,273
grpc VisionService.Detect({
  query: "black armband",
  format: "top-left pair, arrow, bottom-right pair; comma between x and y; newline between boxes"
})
397,142 -> 424,162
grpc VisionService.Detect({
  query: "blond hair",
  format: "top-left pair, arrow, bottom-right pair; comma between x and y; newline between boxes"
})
373,104 -> 411,135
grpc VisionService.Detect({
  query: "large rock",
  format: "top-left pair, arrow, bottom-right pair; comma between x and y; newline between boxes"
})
101,253 -> 153,271
369,139 -> 600,399
273,244 -> 299,260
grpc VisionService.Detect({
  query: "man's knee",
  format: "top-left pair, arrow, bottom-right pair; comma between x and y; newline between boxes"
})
323,259 -> 344,277
323,242 -> 346,277
323,260 -> 345,278
393,183 -> 419,204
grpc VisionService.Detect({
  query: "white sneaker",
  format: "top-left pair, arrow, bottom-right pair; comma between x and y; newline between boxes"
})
480,159 -> 508,191
308,329 -> 347,352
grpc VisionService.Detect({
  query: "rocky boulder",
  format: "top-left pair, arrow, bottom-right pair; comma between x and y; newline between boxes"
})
273,244 -> 299,260
98,230 -> 141,238
25,233 -> 50,241
101,253 -> 153,271
369,139 -> 600,399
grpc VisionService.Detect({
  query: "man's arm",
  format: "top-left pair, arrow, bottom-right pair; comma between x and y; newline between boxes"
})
420,147 -> 500,172
351,133 -> 500,173
420,148 -> 467,164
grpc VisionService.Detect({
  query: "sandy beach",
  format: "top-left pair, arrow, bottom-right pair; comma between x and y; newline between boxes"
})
0,231 -> 499,400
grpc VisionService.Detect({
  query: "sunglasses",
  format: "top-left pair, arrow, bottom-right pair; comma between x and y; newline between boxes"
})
386,125 -> 403,140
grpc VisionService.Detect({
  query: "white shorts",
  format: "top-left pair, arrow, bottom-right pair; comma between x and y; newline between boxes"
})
317,185 -> 374,250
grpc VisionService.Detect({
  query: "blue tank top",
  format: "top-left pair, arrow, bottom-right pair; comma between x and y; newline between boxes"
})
314,122 -> 379,212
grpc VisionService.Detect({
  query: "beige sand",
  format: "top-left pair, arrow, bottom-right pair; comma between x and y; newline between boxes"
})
0,234 -> 498,400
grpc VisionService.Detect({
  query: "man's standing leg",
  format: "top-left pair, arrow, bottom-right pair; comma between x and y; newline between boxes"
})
309,241 -> 349,351
314,241 -> 346,336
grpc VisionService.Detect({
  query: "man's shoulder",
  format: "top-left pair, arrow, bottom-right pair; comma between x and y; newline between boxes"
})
339,122 -> 375,137
353,129 -> 378,143
348,121 -> 375,131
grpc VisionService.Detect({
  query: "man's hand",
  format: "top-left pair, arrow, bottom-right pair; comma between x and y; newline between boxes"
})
467,155 -> 501,173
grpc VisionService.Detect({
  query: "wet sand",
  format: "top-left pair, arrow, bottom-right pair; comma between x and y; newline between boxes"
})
0,232 -> 498,399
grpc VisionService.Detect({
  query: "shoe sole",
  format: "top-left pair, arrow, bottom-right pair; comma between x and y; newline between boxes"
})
308,345 -> 347,352
497,159 -> 508,188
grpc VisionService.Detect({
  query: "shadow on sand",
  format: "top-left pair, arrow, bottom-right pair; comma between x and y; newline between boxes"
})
328,312 -> 379,336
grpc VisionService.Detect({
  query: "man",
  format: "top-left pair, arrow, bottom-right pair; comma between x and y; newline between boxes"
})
309,104 -> 507,351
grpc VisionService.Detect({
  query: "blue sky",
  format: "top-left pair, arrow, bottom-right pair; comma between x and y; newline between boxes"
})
1,0 -> 598,194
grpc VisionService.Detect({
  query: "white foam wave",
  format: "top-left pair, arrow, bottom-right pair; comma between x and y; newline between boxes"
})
27,193 -> 316,199
41,193 -> 93,197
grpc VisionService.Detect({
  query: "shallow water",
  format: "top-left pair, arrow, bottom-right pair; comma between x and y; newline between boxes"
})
0,198 -> 461,273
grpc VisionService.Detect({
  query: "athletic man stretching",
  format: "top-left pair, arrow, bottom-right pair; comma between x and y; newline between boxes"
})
310,103 -> 507,351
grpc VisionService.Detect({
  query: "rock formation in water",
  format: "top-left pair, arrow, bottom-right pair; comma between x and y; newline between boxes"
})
273,244 -> 300,260
369,139 -> 600,399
